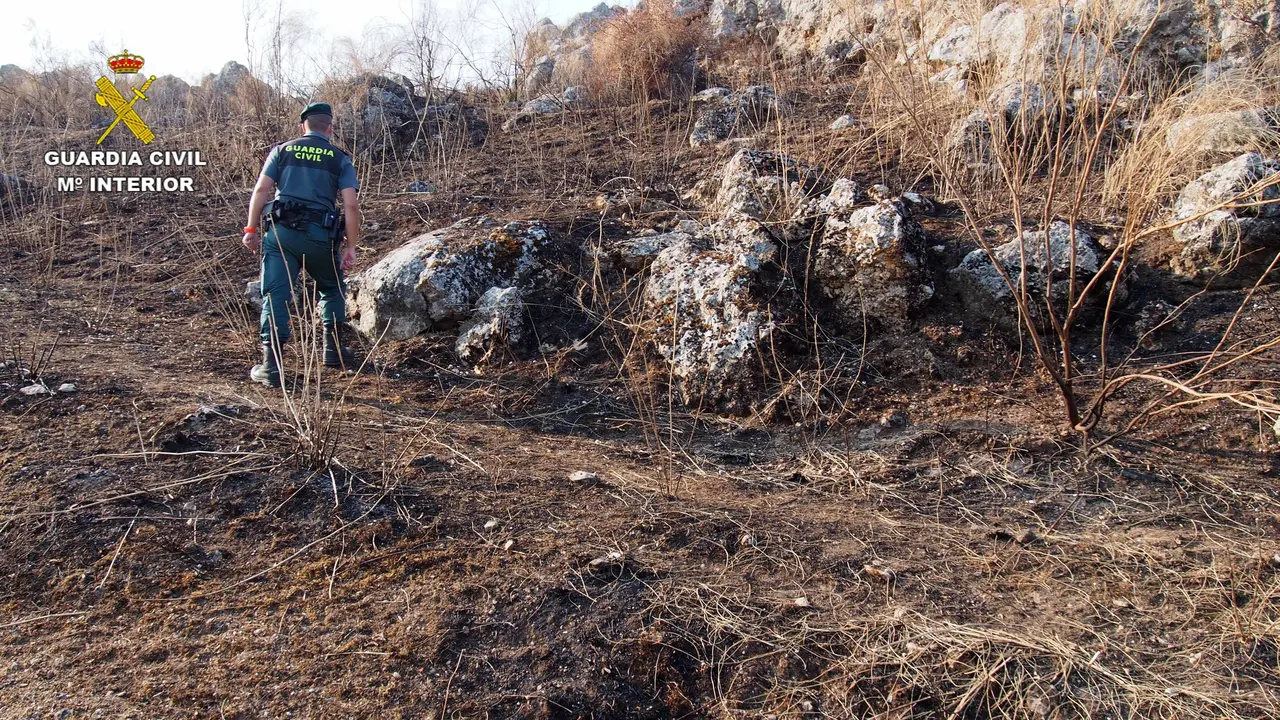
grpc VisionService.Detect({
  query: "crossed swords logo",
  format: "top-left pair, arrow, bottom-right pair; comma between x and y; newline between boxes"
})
94,74 -> 156,145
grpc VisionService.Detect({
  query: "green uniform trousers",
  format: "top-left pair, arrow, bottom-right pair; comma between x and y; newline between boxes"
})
259,221 -> 345,344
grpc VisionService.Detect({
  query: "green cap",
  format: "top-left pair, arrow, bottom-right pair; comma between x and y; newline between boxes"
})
300,102 -> 332,121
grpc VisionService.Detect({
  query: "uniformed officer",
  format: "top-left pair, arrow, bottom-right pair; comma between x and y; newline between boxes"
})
241,102 -> 361,388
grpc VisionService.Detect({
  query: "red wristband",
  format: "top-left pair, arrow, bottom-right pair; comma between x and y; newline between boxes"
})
243,227 -> 258,234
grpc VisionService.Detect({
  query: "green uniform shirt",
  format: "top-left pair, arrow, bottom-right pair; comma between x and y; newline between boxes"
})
261,131 -> 359,212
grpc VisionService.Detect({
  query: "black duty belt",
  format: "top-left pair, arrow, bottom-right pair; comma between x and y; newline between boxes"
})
266,199 -> 342,239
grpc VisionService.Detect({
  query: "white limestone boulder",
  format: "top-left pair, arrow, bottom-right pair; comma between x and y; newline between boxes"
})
347,218 -> 550,341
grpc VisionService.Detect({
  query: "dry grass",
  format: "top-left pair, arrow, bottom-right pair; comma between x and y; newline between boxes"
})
588,0 -> 706,104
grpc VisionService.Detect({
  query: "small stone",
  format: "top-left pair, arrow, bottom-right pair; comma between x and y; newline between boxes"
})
245,280 -> 263,309
1271,552 -> 1280,567
407,180 -> 437,193
483,519 -> 499,531
20,384 -> 49,396
56,383 -> 77,393
1015,528 -> 1037,544
502,539 -> 514,551
568,470 -> 599,484
829,114 -> 858,130
675,219 -> 700,233
740,533 -> 754,547
793,596 -> 811,607
1112,597 -> 1131,608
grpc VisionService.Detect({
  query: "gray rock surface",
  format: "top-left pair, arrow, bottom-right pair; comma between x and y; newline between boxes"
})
712,148 -> 828,222
953,220 -> 1121,327
522,56 -> 556,98
502,87 -> 583,131
348,218 -> 550,341
245,280 -> 263,310
829,114 -> 858,130
1165,108 -> 1280,155
643,219 -> 779,410
205,61 -> 252,94
814,197 -> 932,328
612,232 -> 691,271
456,286 -> 527,363
1170,152 -> 1280,278
945,110 -> 994,167
689,86 -> 784,147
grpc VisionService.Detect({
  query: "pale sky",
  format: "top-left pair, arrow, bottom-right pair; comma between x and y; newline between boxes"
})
3,0 -> 612,84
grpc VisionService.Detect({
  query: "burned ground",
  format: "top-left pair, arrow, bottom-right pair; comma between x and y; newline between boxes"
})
1,85 -> 1278,719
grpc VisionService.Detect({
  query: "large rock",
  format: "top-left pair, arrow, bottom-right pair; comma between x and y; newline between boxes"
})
644,219 -> 780,411
611,231 -> 691,271
522,56 -> 556,98
564,3 -> 624,40
814,196 -> 932,329
347,218 -> 551,341
502,87 -> 583,131
456,286 -> 527,363
711,148 -> 828,222
1170,152 -> 1280,278
146,75 -> 192,125
1165,108 -> 1280,155
334,75 -> 417,148
335,76 -> 488,156
204,61 -> 252,94
945,110 -> 994,167
708,0 -> 761,38
689,86 -> 784,147
953,221 -> 1123,328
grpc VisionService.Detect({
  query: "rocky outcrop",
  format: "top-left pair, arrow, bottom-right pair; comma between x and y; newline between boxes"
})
643,219 -> 780,411
1170,152 -> 1280,278
348,218 -> 551,341
689,86 -> 784,146
456,287 -> 527,363
814,194 -> 932,329
203,61 -> 252,94
503,87 -> 585,131
711,148 -> 828,222
953,221 -> 1123,328
611,231 -> 691,270
146,75 -> 192,125
334,76 -> 488,156
945,110 -> 994,167
564,3 -> 625,39
1165,108 -> 1280,155
522,56 -> 557,98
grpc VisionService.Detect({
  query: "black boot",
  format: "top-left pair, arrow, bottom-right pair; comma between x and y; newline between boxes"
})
250,341 -> 282,388
323,323 -> 357,369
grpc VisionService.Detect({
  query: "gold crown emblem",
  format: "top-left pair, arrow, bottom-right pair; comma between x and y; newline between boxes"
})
107,50 -> 144,74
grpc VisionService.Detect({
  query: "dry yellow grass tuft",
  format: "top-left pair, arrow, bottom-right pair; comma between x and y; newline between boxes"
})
588,0 -> 705,104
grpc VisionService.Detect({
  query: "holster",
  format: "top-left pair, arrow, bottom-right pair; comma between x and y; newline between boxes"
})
265,199 -> 325,233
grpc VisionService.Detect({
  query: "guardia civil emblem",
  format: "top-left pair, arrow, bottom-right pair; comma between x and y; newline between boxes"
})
94,50 -> 156,145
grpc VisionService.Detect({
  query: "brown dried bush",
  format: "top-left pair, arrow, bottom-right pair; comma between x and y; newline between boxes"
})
588,0 -> 704,104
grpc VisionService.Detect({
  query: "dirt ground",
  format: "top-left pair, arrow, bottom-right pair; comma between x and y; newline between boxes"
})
1,93 -> 1279,719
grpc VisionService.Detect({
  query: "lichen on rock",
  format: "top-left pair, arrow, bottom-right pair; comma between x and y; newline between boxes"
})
348,217 -> 551,341
643,219 -> 780,411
